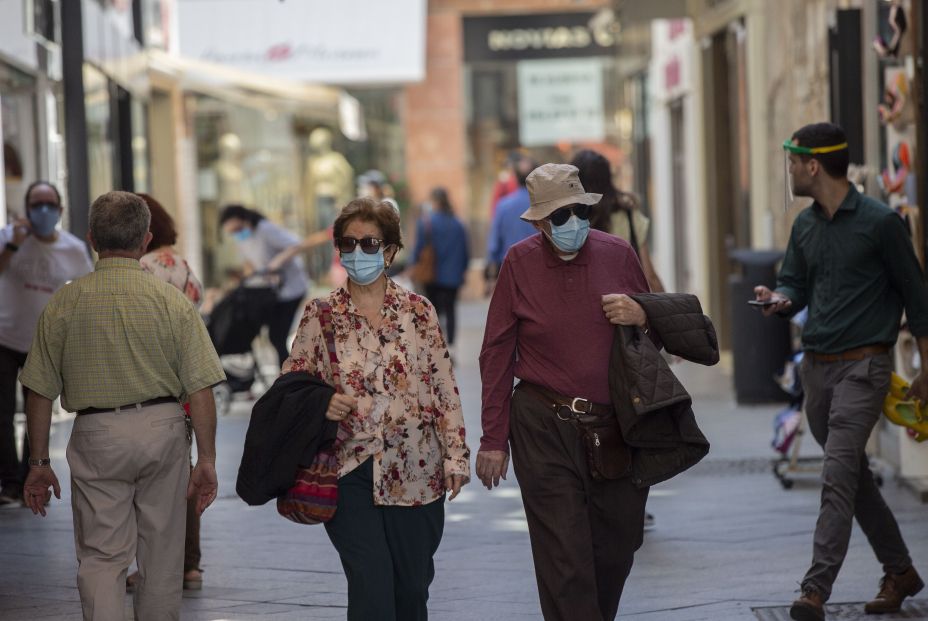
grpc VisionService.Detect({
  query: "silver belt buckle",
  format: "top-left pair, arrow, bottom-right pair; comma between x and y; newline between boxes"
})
571,397 -> 592,414
556,397 -> 591,421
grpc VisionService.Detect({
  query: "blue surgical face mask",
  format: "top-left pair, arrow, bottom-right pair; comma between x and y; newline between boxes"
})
548,214 -> 590,254
232,227 -> 253,242
28,203 -> 61,237
341,247 -> 385,286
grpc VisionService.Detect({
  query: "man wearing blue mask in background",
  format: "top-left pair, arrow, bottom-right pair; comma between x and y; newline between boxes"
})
0,181 -> 93,507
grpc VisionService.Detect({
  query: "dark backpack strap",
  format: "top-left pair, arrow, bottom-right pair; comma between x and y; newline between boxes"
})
625,208 -> 640,257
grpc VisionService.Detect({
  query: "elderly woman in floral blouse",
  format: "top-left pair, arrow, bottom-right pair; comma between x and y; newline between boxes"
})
282,197 -> 470,621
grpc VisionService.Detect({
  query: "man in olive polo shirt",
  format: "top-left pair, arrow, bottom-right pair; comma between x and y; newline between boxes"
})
755,122 -> 928,621
20,191 -> 225,621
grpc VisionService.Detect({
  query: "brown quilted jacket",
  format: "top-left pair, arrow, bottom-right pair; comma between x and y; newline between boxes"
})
609,293 -> 719,488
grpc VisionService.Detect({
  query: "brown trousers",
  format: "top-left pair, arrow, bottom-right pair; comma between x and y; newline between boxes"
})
509,385 -> 648,621
67,402 -> 190,621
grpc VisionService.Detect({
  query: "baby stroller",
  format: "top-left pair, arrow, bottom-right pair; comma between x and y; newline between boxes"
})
771,308 -> 822,489
205,273 -> 280,415
770,352 -> 816,489
770,308 -> 884,489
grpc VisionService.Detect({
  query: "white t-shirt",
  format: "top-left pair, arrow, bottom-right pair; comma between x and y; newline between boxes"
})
236,219 -> 308,302
0,226 -> 94,352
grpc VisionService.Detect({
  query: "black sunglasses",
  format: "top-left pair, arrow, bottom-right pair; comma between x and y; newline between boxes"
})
335,236 -> 385,254
547,204 -> 592,227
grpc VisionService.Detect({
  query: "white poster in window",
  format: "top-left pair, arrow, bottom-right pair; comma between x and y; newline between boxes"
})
517,58 -> 604,147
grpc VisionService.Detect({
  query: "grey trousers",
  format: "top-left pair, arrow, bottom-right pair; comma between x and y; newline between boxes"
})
68,402 -> 190,621
800,353 -> 911,598
509,385 -> 648,621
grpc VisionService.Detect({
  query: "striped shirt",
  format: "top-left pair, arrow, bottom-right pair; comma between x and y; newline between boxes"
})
21,257 -> 225,412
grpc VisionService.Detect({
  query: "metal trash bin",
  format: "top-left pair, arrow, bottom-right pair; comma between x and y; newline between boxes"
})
729,249 -> 792,404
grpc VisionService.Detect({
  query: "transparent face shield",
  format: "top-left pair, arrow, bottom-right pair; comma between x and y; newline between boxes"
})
783,149 -> 795,212
781,139 -> 849,211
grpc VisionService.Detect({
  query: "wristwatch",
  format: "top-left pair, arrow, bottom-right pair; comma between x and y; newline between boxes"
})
27,457 -> 50,467
4,242 -> 18,253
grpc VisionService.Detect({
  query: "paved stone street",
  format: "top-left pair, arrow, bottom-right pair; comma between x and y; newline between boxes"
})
0,299 -> 926,620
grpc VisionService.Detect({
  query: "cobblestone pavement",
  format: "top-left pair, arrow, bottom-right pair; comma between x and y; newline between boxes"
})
0,300 -> 925,620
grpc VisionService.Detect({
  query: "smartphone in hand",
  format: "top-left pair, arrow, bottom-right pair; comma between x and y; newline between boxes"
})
747,299 -> 777,307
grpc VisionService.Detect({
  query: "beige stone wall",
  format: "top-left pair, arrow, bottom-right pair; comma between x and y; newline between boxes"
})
762,0 -> 844,248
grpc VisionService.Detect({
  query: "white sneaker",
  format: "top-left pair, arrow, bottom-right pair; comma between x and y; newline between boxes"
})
643,512 -> 656,531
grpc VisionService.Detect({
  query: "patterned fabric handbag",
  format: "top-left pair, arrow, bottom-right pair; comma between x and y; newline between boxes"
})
277,300 -> 348,524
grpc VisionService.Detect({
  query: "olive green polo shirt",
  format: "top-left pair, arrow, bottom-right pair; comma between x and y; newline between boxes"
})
776,185 -> 928,354
20,257 -> 225,412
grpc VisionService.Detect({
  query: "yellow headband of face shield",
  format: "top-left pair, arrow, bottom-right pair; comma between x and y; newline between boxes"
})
782,139 -> 849,155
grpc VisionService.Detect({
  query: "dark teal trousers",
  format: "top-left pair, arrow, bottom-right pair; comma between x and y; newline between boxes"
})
324,458 -> 445,621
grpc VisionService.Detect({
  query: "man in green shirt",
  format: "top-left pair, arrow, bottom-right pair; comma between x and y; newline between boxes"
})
19,191 -> 225,621
755,123 -> 928,621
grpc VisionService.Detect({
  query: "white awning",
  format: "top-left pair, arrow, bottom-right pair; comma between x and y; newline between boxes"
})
147,50 -> 344,123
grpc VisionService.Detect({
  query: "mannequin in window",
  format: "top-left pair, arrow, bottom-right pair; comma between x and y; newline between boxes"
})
303,127 -> 353,278
215,133 -> 252,206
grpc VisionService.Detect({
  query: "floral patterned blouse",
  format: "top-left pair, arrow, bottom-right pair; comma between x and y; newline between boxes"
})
282,278 -> 471,506
140,248 -> 203,308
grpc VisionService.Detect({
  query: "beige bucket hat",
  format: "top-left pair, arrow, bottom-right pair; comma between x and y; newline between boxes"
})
520,163 -> 602,221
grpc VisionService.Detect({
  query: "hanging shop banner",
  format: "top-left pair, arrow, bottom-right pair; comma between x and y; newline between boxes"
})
517,58 -> 605,147
177,0 -> 426,84
464,11 -> 618,62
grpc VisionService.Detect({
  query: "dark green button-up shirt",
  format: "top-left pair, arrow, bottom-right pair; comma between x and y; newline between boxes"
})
776,185 -> 928,354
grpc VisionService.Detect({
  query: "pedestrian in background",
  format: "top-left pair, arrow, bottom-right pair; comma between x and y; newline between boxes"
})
756,122 -> 928,621
488,150 -> 521,218
129,192 -> 207,591
572,149 -> 665,293
0,181 -> 92,508
282,197 -> 470,621
478,164 -> 650,620
411,187 -> 469,350
20,191 -> 225,621
485,156 -> 537,286
219,205 -> 308,366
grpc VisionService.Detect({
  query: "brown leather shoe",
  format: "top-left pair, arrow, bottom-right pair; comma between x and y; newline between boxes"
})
790,587 -> 825,621
865,566 -> 924,614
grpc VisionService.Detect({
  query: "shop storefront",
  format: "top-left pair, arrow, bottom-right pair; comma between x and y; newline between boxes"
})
80,0 -> 150,199
0,0 -> 47,226
173,0 -> 423,285
0,64 -> 40,226
461,10 -> 622,249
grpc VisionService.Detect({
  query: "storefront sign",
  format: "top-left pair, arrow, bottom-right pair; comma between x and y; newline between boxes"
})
464,12 -> 618,62
177,0 -> 427,84
517,58 -> 604,147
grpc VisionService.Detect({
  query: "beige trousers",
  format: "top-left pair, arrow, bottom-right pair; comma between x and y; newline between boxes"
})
67,402 -> 190,621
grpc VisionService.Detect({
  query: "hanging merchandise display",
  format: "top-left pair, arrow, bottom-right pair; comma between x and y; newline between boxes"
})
873,0 -> 908,59
883,372 -> 928,442
879,71 -> 914,132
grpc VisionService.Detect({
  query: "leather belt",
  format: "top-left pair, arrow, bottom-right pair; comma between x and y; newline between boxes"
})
810,345 -> 890,363
77,396 -> 178,416
517,381 -> 613,421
